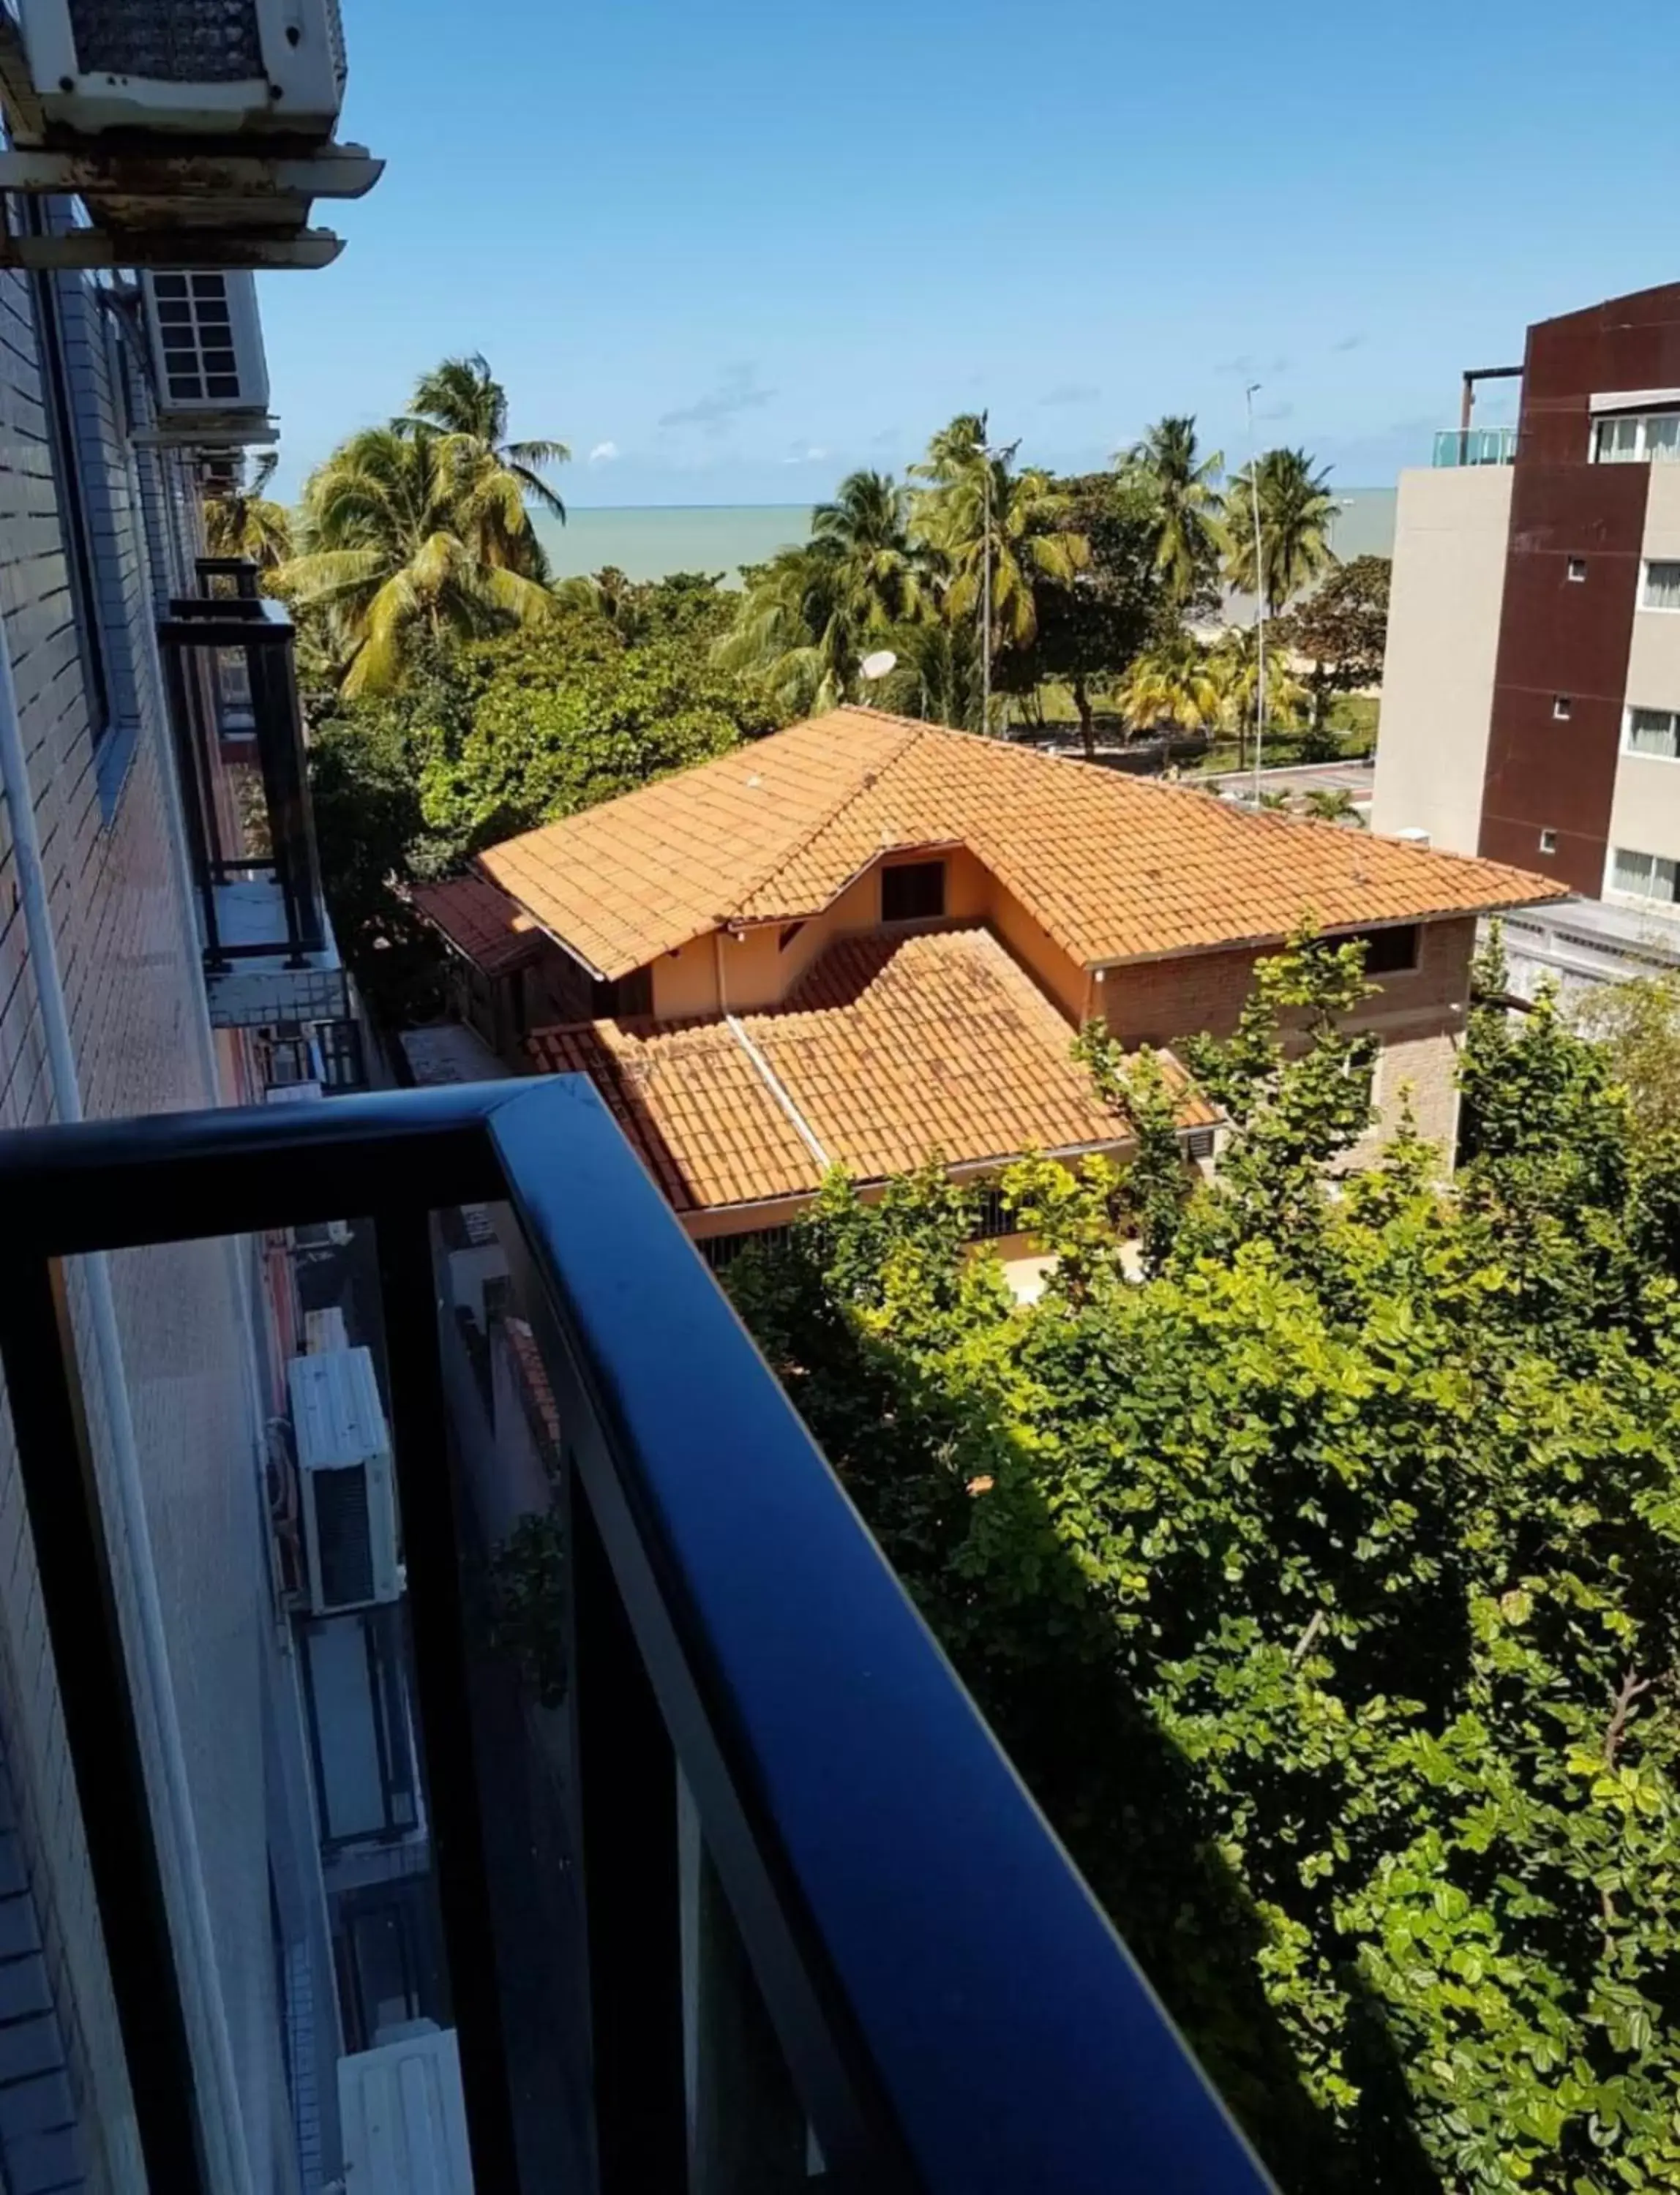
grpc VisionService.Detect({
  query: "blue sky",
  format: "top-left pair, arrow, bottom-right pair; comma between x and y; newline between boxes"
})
262,0 -> 1677,506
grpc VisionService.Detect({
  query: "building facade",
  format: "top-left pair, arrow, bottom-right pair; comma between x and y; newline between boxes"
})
1373,283 -> 1680,993
413,707 -> 1559,1259
0,239 -> 395,2191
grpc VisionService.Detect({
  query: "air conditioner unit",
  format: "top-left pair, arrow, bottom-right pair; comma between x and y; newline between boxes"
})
141,270 -> 270,425
288,1347 -> 401,1616
16,0 -> 347,143
287,1218 -> 352,1250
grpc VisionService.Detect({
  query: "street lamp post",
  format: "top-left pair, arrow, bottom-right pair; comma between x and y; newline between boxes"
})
1246,383 -> 1267,798
972,419 -> 1009,735
981,454 -> 993,733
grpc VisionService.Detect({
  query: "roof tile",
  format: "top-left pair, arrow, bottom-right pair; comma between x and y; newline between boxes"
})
529,926 -> 1215,1213
481,706 -> 1566,979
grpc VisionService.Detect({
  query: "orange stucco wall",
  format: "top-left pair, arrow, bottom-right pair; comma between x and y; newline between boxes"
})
648,846 -> 998,1018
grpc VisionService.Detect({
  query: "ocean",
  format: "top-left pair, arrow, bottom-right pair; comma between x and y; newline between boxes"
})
534,489 -> 1398,588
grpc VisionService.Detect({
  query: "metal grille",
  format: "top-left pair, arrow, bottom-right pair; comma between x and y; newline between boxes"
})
315,1464 -> 375,1607
67,0 -> 264,82
150,273 -> 243,404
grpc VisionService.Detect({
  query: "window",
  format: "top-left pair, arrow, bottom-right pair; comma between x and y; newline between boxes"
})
698,1226 -> 791,1272
1627,707 -> 1680,761
1610,847 -> 1680,904
1540,829 -> 1558,855
1183,1127 -> 1216,1162
1643,560 -> 1680,612
1594,410 -> 1680,463
1567,558 -> 1588,582
590,965 -> 653,1018
30,266 -> 110,740
881,860 -> 946,923
1343,923 -> 1420,975
971,1185 -> 1013,1240
1553,695 -> 1573,720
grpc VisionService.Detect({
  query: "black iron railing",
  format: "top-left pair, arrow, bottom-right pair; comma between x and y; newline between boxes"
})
0,1078 -> 1272,2194
159,560 -> 328,973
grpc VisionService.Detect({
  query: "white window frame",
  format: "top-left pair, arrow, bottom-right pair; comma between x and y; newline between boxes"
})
1539,828 -> 1557,855
1592,410 -> 1680,464
1641,560 -> 1680,613
1624,704 -> 1680,762
1605,843 -> 1680,910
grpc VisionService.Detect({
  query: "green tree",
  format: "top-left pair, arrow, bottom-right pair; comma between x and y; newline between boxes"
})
203,449 -> 292,570
1118,413 -> 1224,613
1223,446 -> 1340,614
724,929 -> 1680,2191
405,351 -> 570,530
1275,555 -> 1391,731
1575,971 -> 1680,1153
1011,470 -> 1171,759
1113,631 -> 1220,739
278,424 -> 557,695
417,618 -> 776,852
1301,786 -> 1365,828
910,415 -> 1088,709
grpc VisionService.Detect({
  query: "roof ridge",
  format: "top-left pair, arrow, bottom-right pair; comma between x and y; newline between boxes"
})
724,715 -> 931,919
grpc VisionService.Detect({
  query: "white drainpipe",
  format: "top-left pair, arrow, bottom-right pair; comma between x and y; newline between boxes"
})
0,626 -> 255,2195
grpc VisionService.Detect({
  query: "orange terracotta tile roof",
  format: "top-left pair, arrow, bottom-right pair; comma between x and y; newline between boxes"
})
479,706 -> 1567,981
408,874 -> 547,976
528,926 -> 1218,1214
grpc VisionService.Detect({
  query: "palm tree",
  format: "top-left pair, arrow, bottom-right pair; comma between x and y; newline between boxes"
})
713,543 -> 863,718
1302,786 -> 1366,828
203,450 -> 292,571
1205,626 -> 1309,764
717,473 -> 934,717
1222,447 -> 1338,614
1113,634 -> 1220,741
276,424 -> 555,697
1118,415 -> 1222,610
811,470 -> 925,628
866,617 -> 982,730
405,353 -> 570,528
910,418 -> 1088,683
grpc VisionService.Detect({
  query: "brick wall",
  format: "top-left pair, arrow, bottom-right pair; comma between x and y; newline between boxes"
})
1101,916 -> 1477,1164
0,258 -> 303,2192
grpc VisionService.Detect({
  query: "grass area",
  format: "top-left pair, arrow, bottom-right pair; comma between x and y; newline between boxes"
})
1010,683 -> 1380,770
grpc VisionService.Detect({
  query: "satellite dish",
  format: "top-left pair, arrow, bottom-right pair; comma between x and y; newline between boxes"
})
860,649 -> 898,682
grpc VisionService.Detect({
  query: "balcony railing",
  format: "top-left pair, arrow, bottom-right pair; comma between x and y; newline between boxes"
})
159,560 -> 345,1027
0,1077 -> 1271,2194
1432,424 -> 1518,468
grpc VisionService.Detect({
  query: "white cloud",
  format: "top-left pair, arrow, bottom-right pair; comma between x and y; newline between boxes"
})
781,444 -> 828,466
587,440 -> 619,463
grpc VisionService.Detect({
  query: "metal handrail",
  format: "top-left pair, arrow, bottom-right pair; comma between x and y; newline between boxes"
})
1432,424 -> 1518,467
0,1078 -> 1272,2194
157,594 -> 328,969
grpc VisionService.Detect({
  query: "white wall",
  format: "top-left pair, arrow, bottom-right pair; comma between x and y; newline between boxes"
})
1371,466 -> 1514,852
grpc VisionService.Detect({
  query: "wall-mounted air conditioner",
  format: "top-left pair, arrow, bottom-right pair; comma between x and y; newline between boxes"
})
288,1347 -> 402,1616
287,1219 -> 352,1250
16,0 -> 348,143
141,270 -> 270,426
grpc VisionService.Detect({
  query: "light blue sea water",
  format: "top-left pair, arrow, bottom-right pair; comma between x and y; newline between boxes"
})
535,491 -> 1400,588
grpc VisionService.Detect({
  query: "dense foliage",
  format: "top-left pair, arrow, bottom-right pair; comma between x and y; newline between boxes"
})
727,931 -> 1680,2191
307,589 -> 774,1010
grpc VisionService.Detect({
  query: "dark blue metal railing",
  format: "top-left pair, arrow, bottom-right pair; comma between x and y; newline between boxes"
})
0,1077 -> 1272,2194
